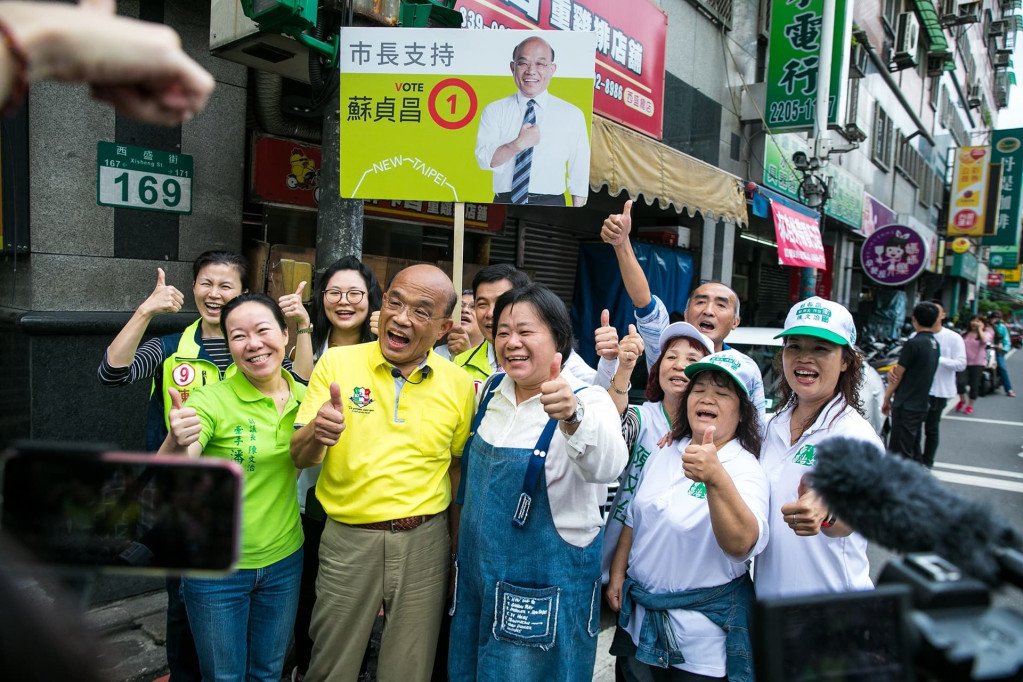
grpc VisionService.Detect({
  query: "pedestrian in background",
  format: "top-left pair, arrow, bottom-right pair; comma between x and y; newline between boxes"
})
956,314 -> 994,414
883,302 -> 941,464
160,293 -> 305,682
433,289 -> 482,360
989,310 -> 1016,397
921,301 -> 966,468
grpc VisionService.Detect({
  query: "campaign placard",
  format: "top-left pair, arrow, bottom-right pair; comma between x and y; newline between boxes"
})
337,28 -> 596,206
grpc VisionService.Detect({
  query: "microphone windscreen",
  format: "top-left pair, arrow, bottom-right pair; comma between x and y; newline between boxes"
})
810,437 -> 1020,586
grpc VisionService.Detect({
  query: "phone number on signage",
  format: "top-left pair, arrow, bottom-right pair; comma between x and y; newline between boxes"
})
458,8 -> 510,29
768,99 -> 814,124
594,73 -> 624,100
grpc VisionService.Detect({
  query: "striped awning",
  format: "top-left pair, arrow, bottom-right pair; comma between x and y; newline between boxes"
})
911,0 -> 951,57
589,116 -> 749,227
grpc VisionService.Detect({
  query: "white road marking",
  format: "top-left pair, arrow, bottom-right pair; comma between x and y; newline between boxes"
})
944,415 -> 1023,427
933,462 -> 1023,480
932,470 -> 1023,493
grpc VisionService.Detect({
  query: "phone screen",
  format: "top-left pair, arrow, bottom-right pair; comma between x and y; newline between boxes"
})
1,447 -> 242,574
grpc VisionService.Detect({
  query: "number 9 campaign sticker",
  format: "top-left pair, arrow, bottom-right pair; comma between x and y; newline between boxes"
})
173,363 -> 196,387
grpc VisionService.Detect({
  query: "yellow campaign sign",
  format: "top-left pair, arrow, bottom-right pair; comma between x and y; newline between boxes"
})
338,28 -> 596,206
947,146 -> 991,237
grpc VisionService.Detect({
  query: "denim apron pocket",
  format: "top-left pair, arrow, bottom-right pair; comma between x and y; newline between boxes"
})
492,581 -> 560,650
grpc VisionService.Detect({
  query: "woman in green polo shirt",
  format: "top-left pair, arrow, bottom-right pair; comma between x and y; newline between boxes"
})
160,292 -> 305,682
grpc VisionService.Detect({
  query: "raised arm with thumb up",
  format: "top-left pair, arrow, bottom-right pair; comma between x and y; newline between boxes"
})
313,381 -> 346,447
540,352 -> 579,424
682,425 -> 724,484
161,387 -> 202,456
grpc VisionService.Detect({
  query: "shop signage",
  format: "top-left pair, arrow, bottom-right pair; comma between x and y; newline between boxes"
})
453,0 -> 667,139
989,245 -> 1018,269
762,133 -> 863,228
994,265 -> 1022,283
97,142 -> 192,214
250,134 -> 322,208
764,0 -> 849,132
861,224 -> 929,286
950,237 -> 971,254
337,27 -> 596,205
859,193 -> 897,238
788,244 -> 833,301
950,251 -> 978,281
987,272 -> 1004,287
363,199 -> 506,234
249,134 -> 505,233
983,128 -> 1023,247
947,146 -> 992,237
772,201 -> 826,269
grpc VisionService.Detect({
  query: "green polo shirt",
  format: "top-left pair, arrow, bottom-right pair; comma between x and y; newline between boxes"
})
189,370 -> 305,569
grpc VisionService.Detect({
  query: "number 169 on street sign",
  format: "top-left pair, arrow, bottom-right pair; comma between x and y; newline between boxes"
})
97,141 -> 193,214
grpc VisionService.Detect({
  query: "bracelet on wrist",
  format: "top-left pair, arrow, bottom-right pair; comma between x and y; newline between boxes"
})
609,375 -> 631,395
821,513 -> 837,528
0,21 -> 28,117
297,325 -> 314,335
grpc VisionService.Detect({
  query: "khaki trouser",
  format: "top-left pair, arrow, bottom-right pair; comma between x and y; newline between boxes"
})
306,512 -> 450,682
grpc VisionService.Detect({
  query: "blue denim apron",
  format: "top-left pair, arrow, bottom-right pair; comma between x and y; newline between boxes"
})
449,375 -> 602,682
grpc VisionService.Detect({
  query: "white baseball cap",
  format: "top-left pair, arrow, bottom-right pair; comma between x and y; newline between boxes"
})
682,349 -> 758,396
658,321 -> 714,358
774,297 -> 857,346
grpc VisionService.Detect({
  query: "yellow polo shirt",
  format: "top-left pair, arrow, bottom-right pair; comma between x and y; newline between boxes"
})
295,341 -> 474,524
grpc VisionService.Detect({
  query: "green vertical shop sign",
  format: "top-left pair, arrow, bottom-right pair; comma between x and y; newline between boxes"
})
765,0 -> 848,132
983,128 -> 1023,248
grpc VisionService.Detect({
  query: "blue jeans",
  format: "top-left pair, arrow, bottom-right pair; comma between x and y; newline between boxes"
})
996,351 -> 1014,392
183,548 -> 302,682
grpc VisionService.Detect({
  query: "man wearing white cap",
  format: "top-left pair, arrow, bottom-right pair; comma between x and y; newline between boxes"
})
600,201 -> 765,417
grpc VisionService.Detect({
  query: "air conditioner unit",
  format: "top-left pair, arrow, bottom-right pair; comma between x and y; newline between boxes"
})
210,0 -> 312,84
849,43 -> 869,78
989,19 -> 1006,38
993,49 -> 1012,67
956,1 -> 981,24
967,81 -> 982,108
941,0 -> 958,24
894,12 -> 921,67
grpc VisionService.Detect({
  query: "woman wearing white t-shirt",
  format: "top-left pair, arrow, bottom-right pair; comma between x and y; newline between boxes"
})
607,351 -> 769,682
755,297 -> 885,601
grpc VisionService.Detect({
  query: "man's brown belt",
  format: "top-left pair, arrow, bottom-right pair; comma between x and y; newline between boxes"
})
351,514 -> 436,532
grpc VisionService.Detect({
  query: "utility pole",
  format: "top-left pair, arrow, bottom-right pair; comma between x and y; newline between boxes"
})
801,0 -> 837,300
315,98 -> 364,273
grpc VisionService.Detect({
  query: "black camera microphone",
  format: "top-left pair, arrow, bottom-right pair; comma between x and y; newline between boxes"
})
391,366 -> 432,383
809,437 -> 1023,587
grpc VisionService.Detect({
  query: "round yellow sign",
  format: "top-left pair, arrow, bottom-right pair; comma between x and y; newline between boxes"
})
951,237 -> 971,254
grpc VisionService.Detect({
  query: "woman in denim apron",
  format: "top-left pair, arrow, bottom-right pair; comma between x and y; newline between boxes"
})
449,284 -> 628,681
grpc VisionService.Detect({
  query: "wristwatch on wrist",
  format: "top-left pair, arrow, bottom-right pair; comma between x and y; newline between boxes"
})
297,325 -> 314,335
562,399 -> 585,425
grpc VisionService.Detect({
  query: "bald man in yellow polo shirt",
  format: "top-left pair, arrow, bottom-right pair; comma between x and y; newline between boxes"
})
291,264 -> 474,682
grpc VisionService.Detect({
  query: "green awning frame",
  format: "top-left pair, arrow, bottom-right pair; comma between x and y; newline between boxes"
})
911,0 -> 951,56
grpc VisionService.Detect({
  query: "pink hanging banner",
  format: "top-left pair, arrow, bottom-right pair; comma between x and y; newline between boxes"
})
772,200 -> 825,269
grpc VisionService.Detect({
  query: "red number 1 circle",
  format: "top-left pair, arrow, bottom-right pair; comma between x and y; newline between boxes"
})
428,78 -> 478,130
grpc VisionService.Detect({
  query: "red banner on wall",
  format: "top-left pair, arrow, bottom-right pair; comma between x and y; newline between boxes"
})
453,0 -> 667,140
772,201 -> 825,269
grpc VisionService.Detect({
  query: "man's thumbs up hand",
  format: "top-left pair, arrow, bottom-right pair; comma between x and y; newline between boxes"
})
314,382 -> 346,446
